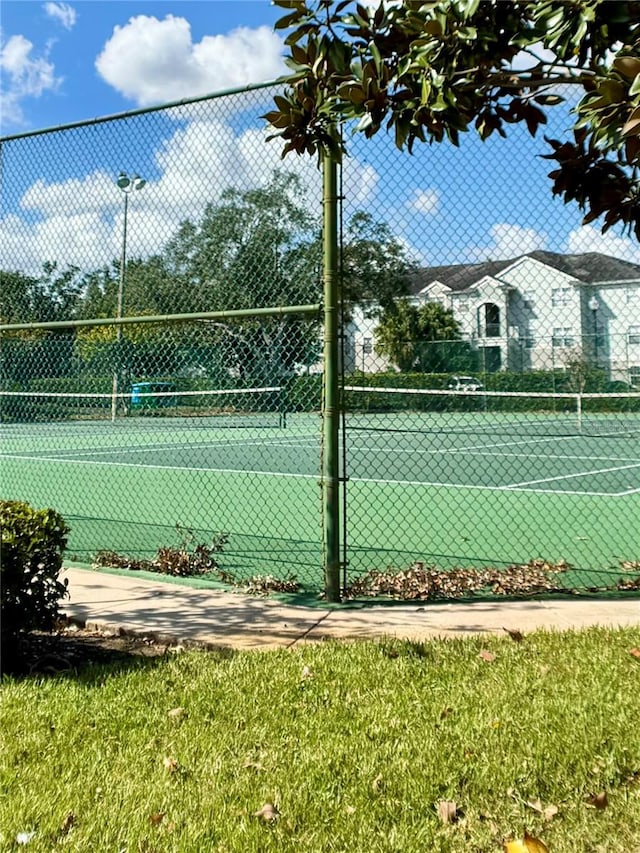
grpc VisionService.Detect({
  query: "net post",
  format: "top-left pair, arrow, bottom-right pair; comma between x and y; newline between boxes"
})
322,144 -> 342,603
577,393 -> 582,434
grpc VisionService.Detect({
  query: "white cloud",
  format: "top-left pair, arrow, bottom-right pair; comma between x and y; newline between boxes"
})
43,2 -> 77,30
566,225 -> 640,264
0,34 -> 60,126
465,223 -> 548,262
95,15 -> 285,106
408,188 -> 439,215
3,118 -> 380,274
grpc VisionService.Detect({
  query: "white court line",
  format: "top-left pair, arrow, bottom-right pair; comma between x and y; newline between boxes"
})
1,453 -> 318,479
502,461 -> 640,489
347,475 -> 627,497
4,452 -> 636,497
348,444 -> 640,464
2,437 -> 318,459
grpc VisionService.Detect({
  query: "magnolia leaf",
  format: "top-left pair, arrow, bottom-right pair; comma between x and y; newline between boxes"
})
586,791 -> 608,809
162,756 -> 179,773
149,812 -> 165,826
504,832 -> 550,853
630,648 -> 640,659
301,665 -> 314,679
479,649 -> 496,662
613,56 -> 640,81
526,799 -> 559,821
504,627 -> 524,642
254,802 -> 279,822
437,800 -> 458,824
60,811 -> 76,835
167,707 -> 186,719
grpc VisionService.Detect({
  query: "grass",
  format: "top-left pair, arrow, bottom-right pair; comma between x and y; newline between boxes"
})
2,628 -> 640,852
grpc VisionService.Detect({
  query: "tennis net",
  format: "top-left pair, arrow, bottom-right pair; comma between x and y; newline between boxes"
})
0,386 -> 285,429
343,386 -> 640,438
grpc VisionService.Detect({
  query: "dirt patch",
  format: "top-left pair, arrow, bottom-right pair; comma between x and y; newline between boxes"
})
3,620 -> 173,677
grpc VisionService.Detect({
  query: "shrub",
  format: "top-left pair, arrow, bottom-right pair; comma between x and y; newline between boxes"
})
0,501 -> 70,643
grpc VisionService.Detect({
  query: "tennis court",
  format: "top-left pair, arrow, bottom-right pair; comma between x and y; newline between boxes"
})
1,385 -> 639,590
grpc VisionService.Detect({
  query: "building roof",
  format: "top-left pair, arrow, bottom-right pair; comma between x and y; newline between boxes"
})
410,251 -> 640,294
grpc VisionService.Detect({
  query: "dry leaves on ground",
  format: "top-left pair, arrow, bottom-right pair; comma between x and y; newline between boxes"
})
345,559 -> 571,600
254,803 -> 279,822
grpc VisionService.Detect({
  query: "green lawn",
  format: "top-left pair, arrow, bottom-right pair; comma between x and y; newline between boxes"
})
2,628 -> 640,851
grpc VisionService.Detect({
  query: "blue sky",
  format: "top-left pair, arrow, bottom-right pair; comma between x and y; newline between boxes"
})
2,1 -> 640,275
1,1 -> 284,129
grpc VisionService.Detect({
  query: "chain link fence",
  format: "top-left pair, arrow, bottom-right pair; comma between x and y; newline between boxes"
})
339,96 -> 640,597
1,83 -> 327,591
2,80 -> 639,599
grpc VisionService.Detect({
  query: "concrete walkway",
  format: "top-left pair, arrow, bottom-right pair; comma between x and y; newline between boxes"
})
60,567 -> 640,651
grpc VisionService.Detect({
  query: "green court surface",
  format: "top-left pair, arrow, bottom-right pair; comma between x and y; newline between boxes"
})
1,411 -> 639,591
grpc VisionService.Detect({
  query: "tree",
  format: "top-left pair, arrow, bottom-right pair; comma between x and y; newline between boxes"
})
341,211 -> 413,315
1,264 -> 82,324
375,300 -> 474,372
266,0 -> 640,239
159,170 -> 413,379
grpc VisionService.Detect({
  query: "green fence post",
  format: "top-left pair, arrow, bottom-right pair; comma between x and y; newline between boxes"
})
322,148 -> 341,603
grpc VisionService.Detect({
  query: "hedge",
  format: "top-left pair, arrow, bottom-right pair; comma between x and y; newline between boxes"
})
1,501 -> 70,643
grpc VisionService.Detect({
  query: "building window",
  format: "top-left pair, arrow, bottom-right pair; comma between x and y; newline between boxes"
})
523,291 -> 535,308
629,326 -> 640,346
524,336 -> 535,349
552,327 -> 575,347
479,303 -> 500,337
630,366 -> 640,387
362,337 -> 373,354
551,287 -> 571,307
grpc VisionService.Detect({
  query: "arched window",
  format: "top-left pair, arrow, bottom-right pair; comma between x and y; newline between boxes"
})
477,303 -> 501,337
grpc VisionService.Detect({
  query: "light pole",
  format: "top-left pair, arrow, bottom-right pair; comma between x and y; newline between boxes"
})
111,172 -> 146,421
588,295 -> 599,366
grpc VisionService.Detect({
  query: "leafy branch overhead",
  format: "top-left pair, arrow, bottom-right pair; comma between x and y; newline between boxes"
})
265,0 -> 640,239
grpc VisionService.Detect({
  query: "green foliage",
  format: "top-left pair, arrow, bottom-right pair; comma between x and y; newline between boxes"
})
267,0 -> 640,238
375,301 -> 472,371
0,501 -> 70,642
286,373 -> 323,412
0,264 -> 83,324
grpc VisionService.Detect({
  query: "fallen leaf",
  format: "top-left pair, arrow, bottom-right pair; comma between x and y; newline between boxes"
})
301,665 -> 313,679
526,799 -> 558,821
59,811 -> 76,835
543,804 -> 559,821
149,812 -> 165,826
372,773 -> 384,792
629,648 -> 640,659
586,791 -> 608,809
243,759 -> 264,771
345,805 -> 356,815
504,627 -> 524,642
167,707 -> 186,719
162,756 -> 179,773
254,803 -> 279,822
504,832 -> 550,853
479,649 -> 496,662
16,831 -> 36,846
437,800 -> 457,824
